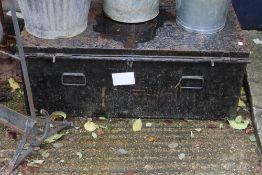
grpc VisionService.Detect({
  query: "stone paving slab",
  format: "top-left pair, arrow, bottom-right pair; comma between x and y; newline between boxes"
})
245,30 -> 262,152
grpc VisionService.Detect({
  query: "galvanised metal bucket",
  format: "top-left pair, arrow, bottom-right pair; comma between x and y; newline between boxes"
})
103,0 -> 159,23
176,0 -> 231,34
18,0 -> 91,39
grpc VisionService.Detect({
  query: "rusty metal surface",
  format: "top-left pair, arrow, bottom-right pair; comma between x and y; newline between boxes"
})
21,0 -> 249,58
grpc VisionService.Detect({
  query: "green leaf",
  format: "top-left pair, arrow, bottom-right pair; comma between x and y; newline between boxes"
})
84,121 -> 99,132
228,117 -> 249,130
133,118 -> 142,132
51,111 -> 67,121
249,134 -> 256,142
235,115 -> 244,124
45,133 -> 64,143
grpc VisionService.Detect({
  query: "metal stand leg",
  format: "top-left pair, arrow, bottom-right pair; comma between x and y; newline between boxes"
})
0,0 -> 73,174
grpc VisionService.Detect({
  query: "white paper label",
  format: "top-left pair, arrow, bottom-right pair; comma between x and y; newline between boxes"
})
112,72 -> 135,86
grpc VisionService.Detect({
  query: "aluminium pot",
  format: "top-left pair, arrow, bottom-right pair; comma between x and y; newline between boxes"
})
103,0 -> 159,23
18,0 -> 91,39
176,0 -> 231,34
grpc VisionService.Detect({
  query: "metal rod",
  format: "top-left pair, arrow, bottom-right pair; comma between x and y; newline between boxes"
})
8,0 -> 36,118
0,50 -> 20,60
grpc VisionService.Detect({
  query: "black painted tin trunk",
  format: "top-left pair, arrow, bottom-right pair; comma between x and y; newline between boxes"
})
22,0 -> 250,119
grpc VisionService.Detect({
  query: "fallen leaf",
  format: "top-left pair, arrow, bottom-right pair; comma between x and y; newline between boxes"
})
194,128 -> 202,132
53,143 -> 63,149
178,153 -> 186,160
99,125 -> 108,129
219,123 -> 224,129
190,131 -> 194,139
249,134 -> 256,142
41,150 -> 49,158
207,124 -> 218,129
235,115 -> 244,123
145,136 -> 157,142
6,130 -> 17,140
117,148 -> 128,155
228,116 -> 249,130
97,128 -> 105,136
30,160 -> 44,165
45,133 -> 64,143
146,123 -> 152,127
168,142 -> 179,149
84,121 -> 99,132
51,111 -> 67,121
8,78 -> 20,92
238,99 -> 246,108
133,118 -> 142,132
76,152 -> 82,159
246,128 -> 254,134
92,132 -> 97,139
98,117 -> 107,120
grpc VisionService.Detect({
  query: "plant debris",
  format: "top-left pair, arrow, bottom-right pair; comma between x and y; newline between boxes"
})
249,134 -> 256,142
97,128 -> 105,136
194,128 -> 202,132
144,136 -> 157,142
207,124 -> 218,129
228,115 -> 249,130
28,160 -> 44,166
178,153 -> 186,160
132,118 -> 142,132
50,111 -> 67,121
41,150 -> 50,158
246,128 -> 254,134
146,122 -> 152,127
8,78 -> 20,92
238,99 -> 246,108
84,121 -> 99,132
92,132 -> 97,139
45,133 -> 64,143
219,123 -> 224,129
76,152 -> 83,159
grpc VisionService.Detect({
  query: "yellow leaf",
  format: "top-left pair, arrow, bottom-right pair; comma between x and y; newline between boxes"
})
51,111 -> 67,121
238,99 -> 246,108
84,121 -> 99,132
133,118 -> 142,132
8,78 -> 20,92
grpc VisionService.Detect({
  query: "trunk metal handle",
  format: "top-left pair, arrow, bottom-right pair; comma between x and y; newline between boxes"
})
180,75 -> 204,90
61,73 -> 86,86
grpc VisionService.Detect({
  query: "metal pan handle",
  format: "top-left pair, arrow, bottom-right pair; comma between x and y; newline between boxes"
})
180,75 -> 204,90
61,73 -> 86,86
